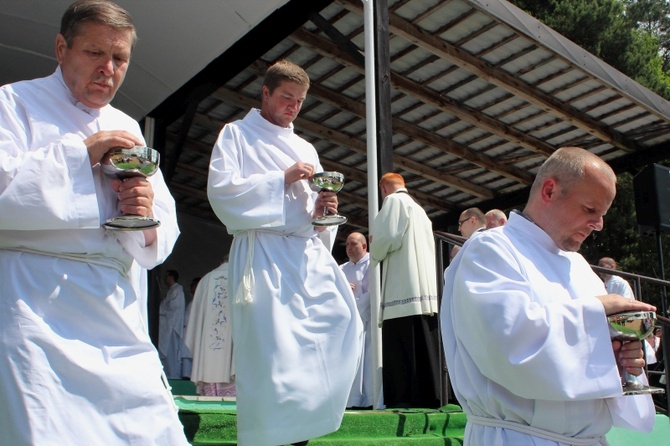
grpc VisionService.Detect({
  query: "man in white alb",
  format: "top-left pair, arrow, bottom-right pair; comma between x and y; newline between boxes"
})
485,208 -> 507,229
0,1 -> 186,444
340,231 -> 373,408
458,207 -> 487,238
442,147 -> 655,445
159,269 -> 186,379
207,59 -> 362,446
598,257 -> 635,300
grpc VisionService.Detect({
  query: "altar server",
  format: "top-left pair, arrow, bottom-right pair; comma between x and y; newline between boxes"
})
598,256 -> 636,300
341,231 -> 373,408
0,1 -> 186,445
159,270 -> 186,378
208,59 -> 363,446
442,147 -> 656,445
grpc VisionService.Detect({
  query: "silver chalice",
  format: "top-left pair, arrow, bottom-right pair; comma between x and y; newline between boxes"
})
608,310 -> 665,395
101,146 -> 161,230
311,171 -> 347,226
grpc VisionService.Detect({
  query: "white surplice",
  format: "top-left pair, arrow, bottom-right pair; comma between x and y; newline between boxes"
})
369,189 -> 439,321
208,109 -> 363,446
159,283 -> 186,379
604,275 -> 635,300
340,253 -> 373,407
441,212 -> 655,445
184,262 -> 235,387
0,68 -> 186,445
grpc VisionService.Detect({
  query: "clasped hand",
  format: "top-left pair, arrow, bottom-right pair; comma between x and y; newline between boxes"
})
110,177 -> 155,219
284,162 -> 314,185
314,190 -> 338,218
85,130 -> 143,166
283,162 -> 339,218
612,339 -> 646,377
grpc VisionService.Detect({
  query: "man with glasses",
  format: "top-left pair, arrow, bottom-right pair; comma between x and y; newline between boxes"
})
458,207 -> 486,239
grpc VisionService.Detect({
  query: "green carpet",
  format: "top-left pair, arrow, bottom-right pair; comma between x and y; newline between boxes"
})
169,379 -> 198,396
608,414 -> 670,446
176,398 -> 466,445
171,381 -> 669,445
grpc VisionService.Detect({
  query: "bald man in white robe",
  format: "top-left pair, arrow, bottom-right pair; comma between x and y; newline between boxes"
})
442,147 -> 655,445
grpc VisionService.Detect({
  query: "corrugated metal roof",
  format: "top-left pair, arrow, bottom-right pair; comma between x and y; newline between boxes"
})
160,0 -> 670,238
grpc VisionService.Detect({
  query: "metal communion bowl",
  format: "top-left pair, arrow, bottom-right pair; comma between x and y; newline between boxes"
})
100,146 -> 161,231
101,146 -> 160,179
607,310 -> 664,395
608,311 -> 656,342
311,171 -> 347,226
312,171 -> 344,193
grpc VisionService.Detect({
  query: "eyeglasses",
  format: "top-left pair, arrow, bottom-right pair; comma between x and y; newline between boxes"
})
458,217 -> 471,227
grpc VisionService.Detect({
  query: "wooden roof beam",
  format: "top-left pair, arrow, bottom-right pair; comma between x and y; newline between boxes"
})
289,26 -> 555,158
337,0 -> 642,153
213,86 -> 493,200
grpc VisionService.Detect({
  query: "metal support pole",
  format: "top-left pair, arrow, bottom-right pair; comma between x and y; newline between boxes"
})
362,0 -> 383,410
656,231 -> 670,408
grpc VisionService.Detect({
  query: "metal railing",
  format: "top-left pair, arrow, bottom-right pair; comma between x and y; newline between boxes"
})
434,230 -> 669,414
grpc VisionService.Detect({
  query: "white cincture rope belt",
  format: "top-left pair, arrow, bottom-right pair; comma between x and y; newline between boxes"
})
234,230 -> 256,305
233,229 -> 316,305
4,247 -> 129,275
467,415 -> 606,446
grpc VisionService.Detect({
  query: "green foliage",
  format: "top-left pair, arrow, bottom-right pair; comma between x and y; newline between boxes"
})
511,0 -> 628,56
509,0 -> 670,99
620,31 -> 670,97
625,0 -> 670,70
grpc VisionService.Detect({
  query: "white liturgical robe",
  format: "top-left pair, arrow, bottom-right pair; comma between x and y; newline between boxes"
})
604,275 -> 635,300
184,262 -> 235,387
370,189 -> 439,321
159,282 -> 186,379
341,253 -> 373,407
0,69 -> 185,445
441,212 -> 654,445
208,109 -> 363,446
